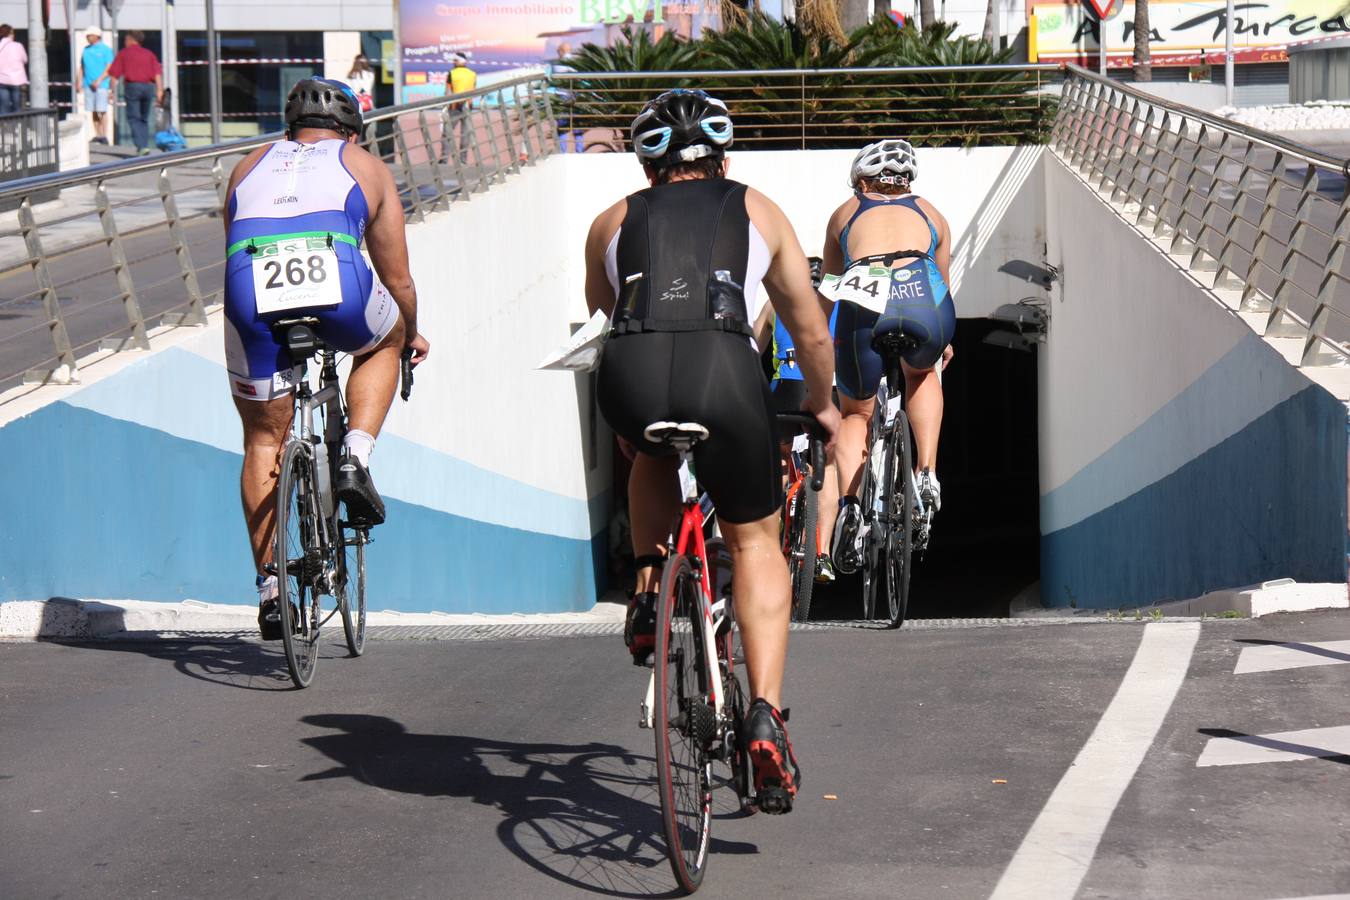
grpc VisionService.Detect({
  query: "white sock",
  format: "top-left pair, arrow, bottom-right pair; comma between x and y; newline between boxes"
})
257,574 -> 278,603
344,429 -> 375,467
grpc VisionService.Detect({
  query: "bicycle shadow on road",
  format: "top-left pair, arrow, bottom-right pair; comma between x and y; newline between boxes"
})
66,638 -> 303,692
298,713 -> 757,898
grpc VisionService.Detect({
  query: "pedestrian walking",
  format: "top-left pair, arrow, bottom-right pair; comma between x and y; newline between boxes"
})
347,53 -> 375,112
98,30 -> 162,155
78,26 -> 114,144
0,24 -> 28,115
440,53 -> 476,164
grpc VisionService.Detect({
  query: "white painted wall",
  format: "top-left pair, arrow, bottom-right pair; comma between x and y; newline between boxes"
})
391,154 -> 609,509
560,146 -> 1048,322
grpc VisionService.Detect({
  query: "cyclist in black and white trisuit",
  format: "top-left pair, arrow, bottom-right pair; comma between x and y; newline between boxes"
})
582,90 -> 840,812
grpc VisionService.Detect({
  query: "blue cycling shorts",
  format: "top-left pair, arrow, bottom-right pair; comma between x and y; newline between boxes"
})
835,257 -> 955,401
223,252 -> 398,401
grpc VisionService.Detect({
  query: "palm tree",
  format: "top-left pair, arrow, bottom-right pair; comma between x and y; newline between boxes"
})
982,0 -> 996,45
1133,0 -> 1152,80
919,0 -> 937,28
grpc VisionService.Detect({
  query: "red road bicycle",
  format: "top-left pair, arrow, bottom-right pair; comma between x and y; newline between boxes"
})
639,412 -> 823,894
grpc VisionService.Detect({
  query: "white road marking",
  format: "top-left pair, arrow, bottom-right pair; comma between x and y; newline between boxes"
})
1196,726 -> 1350,767
1271,895 -> 1350,900
988,622 -> 1200,900
1233,640 -> 1350,675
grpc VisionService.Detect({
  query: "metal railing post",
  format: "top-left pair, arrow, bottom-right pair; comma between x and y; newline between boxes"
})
537,79 -> 559,156
158,169 -> 209,326
94,180 -> 151,351
463,104 -> 492,193
392,123 -> 425,223
18,198 -> 78,383
514,83 -> 536,165
439,105 -> 472,203
417,108 -> 451,210
496,89 -> 521,176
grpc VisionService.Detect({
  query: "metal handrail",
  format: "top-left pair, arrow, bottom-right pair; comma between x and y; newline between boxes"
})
1051,65 -> 1350,368
0,74 -> 546,204
1062,65 -> 1350,176
0,75 -> 557,391
552,64 -> 1062,79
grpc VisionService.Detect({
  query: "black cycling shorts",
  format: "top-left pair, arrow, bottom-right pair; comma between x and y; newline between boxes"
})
598,330 -> 781,524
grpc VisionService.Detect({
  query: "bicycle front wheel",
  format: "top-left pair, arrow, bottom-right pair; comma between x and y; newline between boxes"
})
276,441 -> 322,688
786,478 -> 819,623
654,553 -> 714,894
884,412 -> 914,629
338,528 -> 367,656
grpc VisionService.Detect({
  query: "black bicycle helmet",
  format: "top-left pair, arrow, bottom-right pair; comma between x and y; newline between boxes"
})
284,77 -> 363,138
630,89 -> 733,169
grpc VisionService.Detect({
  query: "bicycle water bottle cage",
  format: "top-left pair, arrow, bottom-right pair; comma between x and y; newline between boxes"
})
870,330 -> 920,360
642,421 -> 710,454
270,317 -> 325,363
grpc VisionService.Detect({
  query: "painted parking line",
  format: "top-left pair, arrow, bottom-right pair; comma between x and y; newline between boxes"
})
988,622 -> 1201,900
1233,640 -> 1350,675
1271,894 -> 1350,900
1196,725 -> 1350,767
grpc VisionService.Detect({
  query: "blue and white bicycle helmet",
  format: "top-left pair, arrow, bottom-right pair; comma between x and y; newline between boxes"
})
630,89 -> 734,168
849,139 -> 918,189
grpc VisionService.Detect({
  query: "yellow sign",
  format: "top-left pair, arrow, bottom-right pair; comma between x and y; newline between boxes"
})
1030,0 -> 1350,63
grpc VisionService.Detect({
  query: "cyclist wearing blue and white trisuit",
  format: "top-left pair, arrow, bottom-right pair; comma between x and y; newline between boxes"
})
824,139 -> 954,575
224,138 -> 397,400
222,78 -> 429,640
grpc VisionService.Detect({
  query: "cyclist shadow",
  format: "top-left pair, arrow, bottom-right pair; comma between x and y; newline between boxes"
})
299,713 -> 758,898
70,638 -> 301,691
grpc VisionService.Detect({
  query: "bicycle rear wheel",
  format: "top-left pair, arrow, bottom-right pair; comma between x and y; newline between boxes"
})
884,412 -> 914,629
654,553 -> 714,894
338,528 -> 367,656
860,428 -> 886,621
786,478 -> 819,623
276,441 -> 322,688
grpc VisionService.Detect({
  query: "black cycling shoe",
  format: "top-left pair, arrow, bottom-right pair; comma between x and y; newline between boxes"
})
335,454 -> 386,526
745,699 -> 802,815
625,591 -> 658,666
257,598 -> 299,641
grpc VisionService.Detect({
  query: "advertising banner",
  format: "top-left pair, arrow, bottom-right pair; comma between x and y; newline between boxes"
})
1030,0 -> 1350,66
399,0 -> 721,101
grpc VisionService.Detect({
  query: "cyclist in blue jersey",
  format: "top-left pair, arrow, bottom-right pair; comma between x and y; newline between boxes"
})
824,140 -> 955,574
755,258 -> 843,583
222,78 -> 430,638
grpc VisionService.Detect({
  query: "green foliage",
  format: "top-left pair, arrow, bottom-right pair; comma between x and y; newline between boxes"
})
556,16 -> 1055,148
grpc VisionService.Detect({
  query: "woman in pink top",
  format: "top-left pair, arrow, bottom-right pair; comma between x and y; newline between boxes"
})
0,24 -> 29,115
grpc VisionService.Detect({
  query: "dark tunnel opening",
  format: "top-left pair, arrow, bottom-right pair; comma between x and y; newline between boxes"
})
814,318 -> 1042,620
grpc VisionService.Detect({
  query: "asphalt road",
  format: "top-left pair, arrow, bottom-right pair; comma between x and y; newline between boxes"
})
3,610 -> 1349,899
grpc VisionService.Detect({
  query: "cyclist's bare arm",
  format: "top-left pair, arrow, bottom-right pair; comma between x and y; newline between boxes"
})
584,199 -> 626,318
751,301 -> 774,351
344,144 -> 422,354
747,188 -> 836,429
916,197 -> 953,286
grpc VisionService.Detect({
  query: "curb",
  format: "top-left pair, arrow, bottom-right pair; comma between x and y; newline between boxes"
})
1012,580 -> 1348,621
0,597 -> 628,641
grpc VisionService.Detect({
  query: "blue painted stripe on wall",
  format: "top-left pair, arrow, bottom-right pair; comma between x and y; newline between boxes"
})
0,402 -> 603,612
1042,333 -> 1307,533
1041,385 -> 1348,609
60,346 -> 601,542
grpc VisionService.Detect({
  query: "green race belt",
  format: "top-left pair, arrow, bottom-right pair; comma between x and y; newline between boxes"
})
227,231 -> 359,258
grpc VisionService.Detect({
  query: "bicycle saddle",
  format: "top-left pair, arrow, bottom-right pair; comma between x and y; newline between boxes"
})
643,421 -> 710,453
270,317 -> 326,363
870,330 -> 920,359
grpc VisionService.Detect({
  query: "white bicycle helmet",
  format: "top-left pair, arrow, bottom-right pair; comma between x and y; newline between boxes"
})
849,139 -> 918,189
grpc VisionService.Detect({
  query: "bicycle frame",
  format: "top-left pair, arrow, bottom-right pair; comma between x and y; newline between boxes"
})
287,350 -> 346,564
640,450 -> 730,731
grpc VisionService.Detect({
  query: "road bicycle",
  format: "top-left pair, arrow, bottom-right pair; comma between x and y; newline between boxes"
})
270,317 -> 413,688
638,412 -> 823,894
857,330 -> 928,629
780,428 -> 821,623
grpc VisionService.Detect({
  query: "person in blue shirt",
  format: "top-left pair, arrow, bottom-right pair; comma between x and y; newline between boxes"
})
77,27 -> 114,145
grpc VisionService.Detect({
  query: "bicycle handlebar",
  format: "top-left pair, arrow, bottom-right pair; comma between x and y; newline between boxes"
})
776,412 -> 827,492
400,348 -> 414,401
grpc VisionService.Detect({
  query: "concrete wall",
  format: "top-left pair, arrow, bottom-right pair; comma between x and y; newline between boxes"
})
1040,154 -> 1347,609
0,155 -> 610,613
560,146 -> 1049,322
